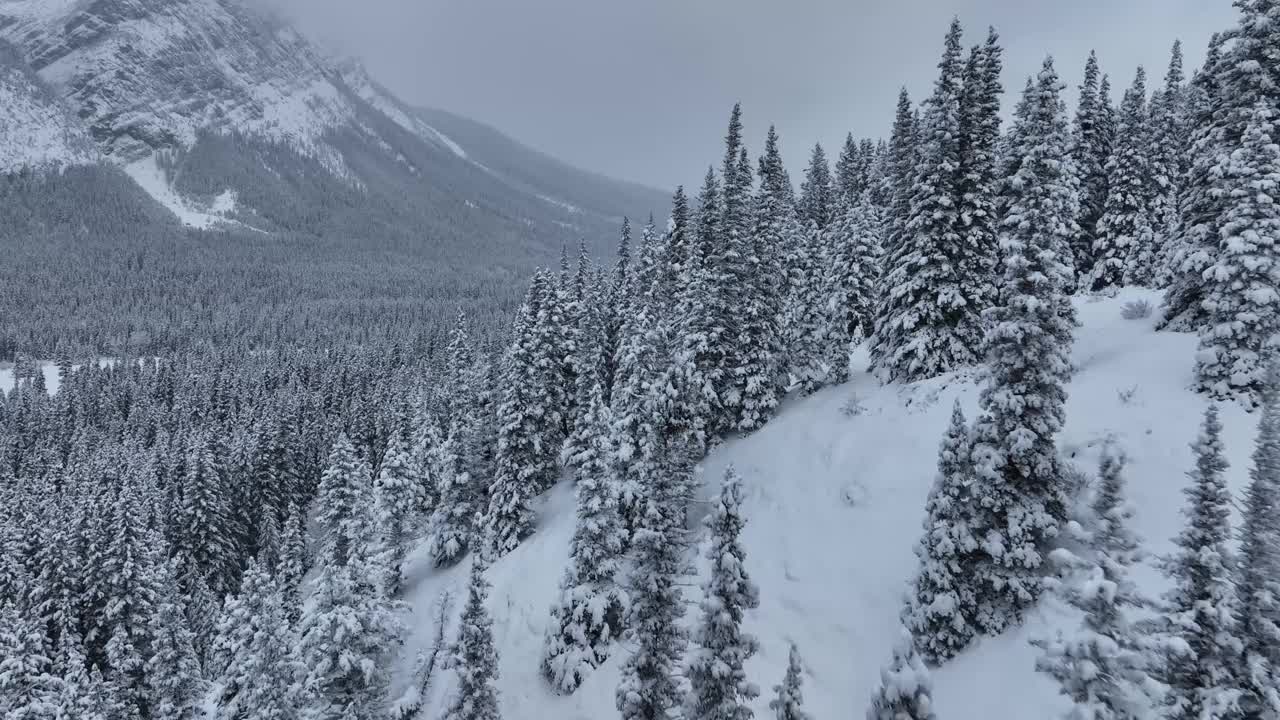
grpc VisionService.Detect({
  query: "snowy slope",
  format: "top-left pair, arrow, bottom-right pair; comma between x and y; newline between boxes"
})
394,288 -> 1262,719
0,41 -> 97,171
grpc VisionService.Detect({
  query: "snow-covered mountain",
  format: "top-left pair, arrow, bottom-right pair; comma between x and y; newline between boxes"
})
391,289 -> 1261,719
0,0 -> 666,251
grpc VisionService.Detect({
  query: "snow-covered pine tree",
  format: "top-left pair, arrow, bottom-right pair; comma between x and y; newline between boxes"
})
734,125 -> 788,430
677,166 -> 729,439
686,467 -> 760,720
213,558 -> 309,720
711,104 -> 754,434
904,400 -> 980,663
822,195 -> 882,386
1149,41 -> 1188,287
866,630 -> 937,720
871,19 -> 987,383
276,503 -> 308,623
1235,369 -> 1280,716
0,595 -> 60,719
616,357 -> 696,720
542,381 -> 626,694
300,437 -> 401,720
145,559 -> 206,720
1195,101 -> 1280,406
487,272 -> 556,557
375,431 -> 422,594
1032,448 -> 1163,720
1090,66 -> 1156,290
1160,35 -> 1228,331
955,27 -> 1003,299
799,143 -> 835,231
1164,1 -> 1280,330
313,434 -> 375,570
968,58 -> 1079,635
783,216 -> 834,395
836,133 -> 864,204
769,644 -> 810,720
443,552 -> 501,720
101,480 -> 162,717
1162,405 -> 1246,720
1071,51 -> 1114,279
174,430 -> 237,598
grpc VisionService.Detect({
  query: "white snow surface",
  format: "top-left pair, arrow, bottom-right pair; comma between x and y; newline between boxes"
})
123,156 -> 239,230
393,288 -> 1264,719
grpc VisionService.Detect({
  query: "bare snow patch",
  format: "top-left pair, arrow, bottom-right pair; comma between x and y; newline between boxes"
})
124,155 -> 241,230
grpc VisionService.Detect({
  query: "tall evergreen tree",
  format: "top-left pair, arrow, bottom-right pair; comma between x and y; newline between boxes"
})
443,553 -> 501,720
487,273 -> 556,557
1162,405 -> 1245,720
871,19 -> 988,382
836,133 -> 865,203
616,365 -> 695,720
1072,51 -> 1114,280
799,143 -> 835,230
375,432 -> 422,594
300,437 -> 401,720
145,560 -> 205,720
1089,67 -> 1156,290
955,27 -> 1004,299
822,195 -> 883,385
1195,101 -> 1280,405
1236,370 -> 1280,717
769,644 -> 810,720
734,125 -> 788,431
968,58 -> 1078,634
173,431 -> 237,598
542,382 -> 626,694
1149,40 -> 1188,287
686,468 -> 760,720
904,400 -> 980,662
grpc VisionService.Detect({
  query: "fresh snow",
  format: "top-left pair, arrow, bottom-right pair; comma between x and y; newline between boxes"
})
393,288 -> 1263,719
124,156 -> 240,230
0,59 -> 97,172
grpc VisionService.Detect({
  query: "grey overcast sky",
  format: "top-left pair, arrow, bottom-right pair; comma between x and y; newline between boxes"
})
262,0 -> 1235,192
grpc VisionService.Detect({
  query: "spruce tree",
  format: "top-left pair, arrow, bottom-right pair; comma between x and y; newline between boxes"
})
1033,449 -> 1162,720
1072,51 -> 1114,281
904,400 -> 979,663
799,143 -> 835,230
443,552 -> 501,720
213,558 -> 309,720
1089,67 -> 1155,289
712,104 -> 754,434
616,370 -> 694,720
836,133 -> 865,204
871,19 -> 987,382
955,27 -> 1003,299
1149,41 -> 1188,287
542,382 -> 626,694
487,273 -> 556,557
1164,2 -> 1280,329
733,125 -> 787,431
300,438 -> 401,720
374,432 -> 422,594
174,431 -> 237,598
145,560 -> 206,720
1195,101 -> 1280,406
1235,370 -> 1280,716
0,596 -> 60,719
686,468 -> 760,720
769,644 -> 810,720
1162,405 -> 1245,720
823,195 -> 882,385
783,216 -> 835,394
866,631 -> 937,720
968,59 -> 1078,634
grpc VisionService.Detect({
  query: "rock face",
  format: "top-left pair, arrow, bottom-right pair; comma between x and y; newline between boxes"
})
0,40 -> 98,172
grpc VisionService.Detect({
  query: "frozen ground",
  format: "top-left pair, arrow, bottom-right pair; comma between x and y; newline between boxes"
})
392,288 -> 1261,719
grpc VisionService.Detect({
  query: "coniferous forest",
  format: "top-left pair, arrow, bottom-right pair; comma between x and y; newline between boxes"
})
3,2 -> 1280,719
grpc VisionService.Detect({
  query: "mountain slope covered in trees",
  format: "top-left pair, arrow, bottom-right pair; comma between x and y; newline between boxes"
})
390,289 -> 1263,719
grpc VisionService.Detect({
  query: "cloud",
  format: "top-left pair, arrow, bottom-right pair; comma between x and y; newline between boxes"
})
258,0 -> 1236,190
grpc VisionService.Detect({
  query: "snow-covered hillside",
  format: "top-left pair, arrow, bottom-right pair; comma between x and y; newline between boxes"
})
394,288 -> 1262,719
0,42 -> 97,172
